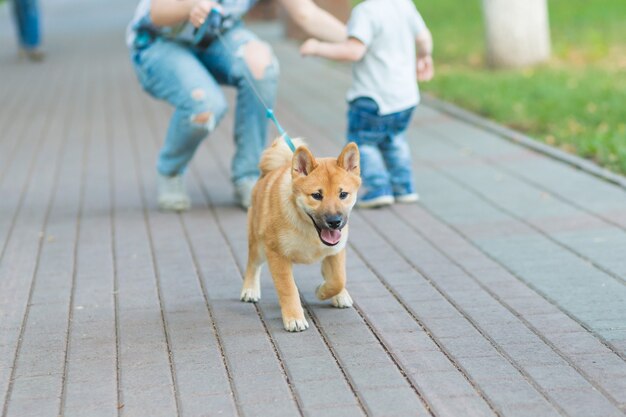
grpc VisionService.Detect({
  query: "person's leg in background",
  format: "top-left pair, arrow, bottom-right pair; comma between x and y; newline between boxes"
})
197,23 -> 279,209
12,0 -> 44,61
132,39 -> 228,211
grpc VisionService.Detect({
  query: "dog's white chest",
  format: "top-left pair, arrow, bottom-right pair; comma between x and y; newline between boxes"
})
279,232 -> 346,264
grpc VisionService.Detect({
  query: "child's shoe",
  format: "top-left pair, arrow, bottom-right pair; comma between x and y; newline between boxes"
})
357,188 -> 394,209
394,192 -> 419,204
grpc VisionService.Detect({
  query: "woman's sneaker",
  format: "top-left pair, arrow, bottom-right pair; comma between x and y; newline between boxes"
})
234,177 -> 258,210
357,188 -> 394,209
394,192 -> 419,204
157,173 -> 190,211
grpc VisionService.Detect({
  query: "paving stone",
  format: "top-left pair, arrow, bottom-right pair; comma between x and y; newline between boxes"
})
297,378 -> 361,409
438,336 -> 499,359
460,355 -> 522,381
427,394 -> 496,417
403,350 -> 462,374
414,370 -> 482,397
545,388 -> 624,417
361,386 -> 429,417
477,379 -> 561,417
303,404 -> 366,417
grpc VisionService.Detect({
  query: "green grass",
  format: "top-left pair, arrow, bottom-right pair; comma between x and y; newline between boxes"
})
354,0 -> 626,173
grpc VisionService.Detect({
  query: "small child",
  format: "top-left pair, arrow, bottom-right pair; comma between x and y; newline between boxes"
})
301,0 -> 434,208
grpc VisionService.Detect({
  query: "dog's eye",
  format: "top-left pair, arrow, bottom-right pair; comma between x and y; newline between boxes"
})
339,192 -> 349,200
311,192 -> 323,201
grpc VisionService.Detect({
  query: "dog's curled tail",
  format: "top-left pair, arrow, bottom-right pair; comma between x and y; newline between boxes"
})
259,136 -> 305,177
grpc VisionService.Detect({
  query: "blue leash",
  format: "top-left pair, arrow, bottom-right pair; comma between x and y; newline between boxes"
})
194,12 -> 297,152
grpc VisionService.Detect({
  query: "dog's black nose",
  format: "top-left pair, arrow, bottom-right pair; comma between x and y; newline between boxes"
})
325,215 -> 342,230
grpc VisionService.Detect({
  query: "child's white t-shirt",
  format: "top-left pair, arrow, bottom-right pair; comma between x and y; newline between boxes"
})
347,0 -> 427,115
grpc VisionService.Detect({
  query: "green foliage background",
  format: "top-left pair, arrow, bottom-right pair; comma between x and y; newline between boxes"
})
354,0 -> 626,173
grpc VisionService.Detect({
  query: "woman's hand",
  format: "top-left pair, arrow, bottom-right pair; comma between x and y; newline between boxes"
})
189,1 -> 222,28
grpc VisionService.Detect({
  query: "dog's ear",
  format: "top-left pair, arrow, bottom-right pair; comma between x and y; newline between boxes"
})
292,146 -> 317,178
337,142 -> 360,176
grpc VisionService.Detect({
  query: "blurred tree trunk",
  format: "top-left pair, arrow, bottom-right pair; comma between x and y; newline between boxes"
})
482,0 -> 551,68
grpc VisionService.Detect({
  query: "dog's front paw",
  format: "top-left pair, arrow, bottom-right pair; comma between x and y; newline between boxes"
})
283,317 -> 309,332
240,287 -> 261,303
316,284 -> 334,300
331,289 -> 353,309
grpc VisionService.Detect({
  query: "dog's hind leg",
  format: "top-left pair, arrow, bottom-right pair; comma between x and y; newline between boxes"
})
317,249 -> 353,308
241,239 -> 263,303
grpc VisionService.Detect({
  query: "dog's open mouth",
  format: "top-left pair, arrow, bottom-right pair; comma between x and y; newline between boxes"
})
319,228 -> 342,246
308,214 -> 343,246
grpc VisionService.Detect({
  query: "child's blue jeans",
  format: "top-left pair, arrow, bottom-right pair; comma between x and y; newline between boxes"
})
131,23 -> 278,184
347,97 -> 415,198
12,0 -> 40,49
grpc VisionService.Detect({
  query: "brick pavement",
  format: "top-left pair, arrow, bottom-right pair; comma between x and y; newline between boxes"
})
1,1 -> 625,416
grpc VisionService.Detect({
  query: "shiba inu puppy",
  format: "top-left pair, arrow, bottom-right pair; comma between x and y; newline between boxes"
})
241,138 -> 361,332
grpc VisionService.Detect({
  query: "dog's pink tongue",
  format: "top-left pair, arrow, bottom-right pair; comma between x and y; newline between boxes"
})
321,229 -> 342,245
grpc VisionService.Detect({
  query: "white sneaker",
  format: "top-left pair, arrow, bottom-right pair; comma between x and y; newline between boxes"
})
157,173 -> 190,211
234,177 -> 257,210
395,193 -> 420,204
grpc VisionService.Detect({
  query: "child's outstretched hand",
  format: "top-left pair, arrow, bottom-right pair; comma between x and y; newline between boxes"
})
300,39 -> 320,57
417,55 -> 434,82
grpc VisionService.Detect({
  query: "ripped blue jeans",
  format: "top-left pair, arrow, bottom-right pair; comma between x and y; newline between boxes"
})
131,23 -> 279,183
347,98 -> 416,198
